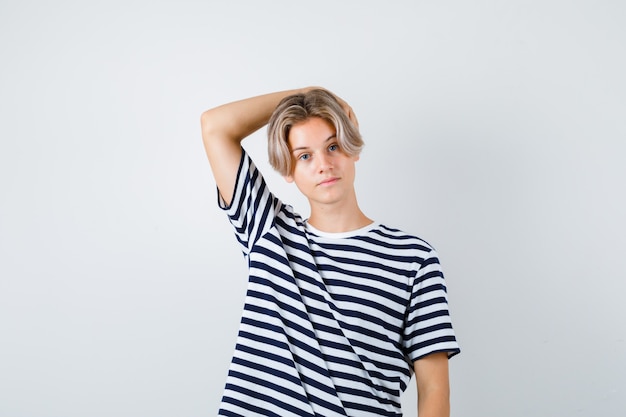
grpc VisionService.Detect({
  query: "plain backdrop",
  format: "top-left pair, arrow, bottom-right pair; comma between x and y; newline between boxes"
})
1,1 -> 625,416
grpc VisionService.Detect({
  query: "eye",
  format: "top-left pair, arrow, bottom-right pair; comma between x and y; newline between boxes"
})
328,143 -> 339,152
298,153 -> 311,161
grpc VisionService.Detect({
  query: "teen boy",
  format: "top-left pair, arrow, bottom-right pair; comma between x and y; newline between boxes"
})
201,87 -> 460,416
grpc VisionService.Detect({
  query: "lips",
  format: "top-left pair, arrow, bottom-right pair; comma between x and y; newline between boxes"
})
318,177 -> 339,186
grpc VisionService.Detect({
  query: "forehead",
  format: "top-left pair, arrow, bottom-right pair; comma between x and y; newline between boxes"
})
287,117 -> 336,148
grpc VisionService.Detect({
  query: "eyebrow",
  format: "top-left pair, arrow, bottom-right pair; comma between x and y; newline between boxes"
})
291,134 -> 337,153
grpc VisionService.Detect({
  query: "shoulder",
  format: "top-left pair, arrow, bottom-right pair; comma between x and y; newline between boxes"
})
369,223 -> 436,254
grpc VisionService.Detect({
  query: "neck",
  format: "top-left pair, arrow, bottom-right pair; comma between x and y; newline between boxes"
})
307,195 -> 372,233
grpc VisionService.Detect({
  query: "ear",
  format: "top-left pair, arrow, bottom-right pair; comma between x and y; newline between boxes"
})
353,153 -> 360,162
284,174 -> 294,183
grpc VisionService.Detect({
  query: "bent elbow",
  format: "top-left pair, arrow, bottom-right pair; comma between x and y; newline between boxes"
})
200,110 -> 214,136
201,109 -> 223,146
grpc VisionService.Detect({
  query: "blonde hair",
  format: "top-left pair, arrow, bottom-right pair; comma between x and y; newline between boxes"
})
267,89 -> 363,176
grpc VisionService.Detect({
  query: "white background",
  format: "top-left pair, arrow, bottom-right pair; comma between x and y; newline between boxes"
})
1,1 -> 625,416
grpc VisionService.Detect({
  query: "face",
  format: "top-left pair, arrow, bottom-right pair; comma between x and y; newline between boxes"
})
285,117 -> 359,208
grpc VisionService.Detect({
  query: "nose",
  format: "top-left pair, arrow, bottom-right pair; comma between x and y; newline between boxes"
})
317,152 -> 332,173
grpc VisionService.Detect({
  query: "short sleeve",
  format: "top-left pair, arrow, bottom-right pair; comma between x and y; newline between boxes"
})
218,150 -> 280,256
403,249 -> 460,362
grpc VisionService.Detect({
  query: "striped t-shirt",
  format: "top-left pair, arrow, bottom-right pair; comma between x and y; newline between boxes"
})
217,150 -> 460,416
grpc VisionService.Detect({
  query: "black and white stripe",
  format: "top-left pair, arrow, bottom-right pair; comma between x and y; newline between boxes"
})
217,151 -> 459,416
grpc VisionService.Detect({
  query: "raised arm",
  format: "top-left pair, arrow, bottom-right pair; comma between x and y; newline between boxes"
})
200,88 -> 310,206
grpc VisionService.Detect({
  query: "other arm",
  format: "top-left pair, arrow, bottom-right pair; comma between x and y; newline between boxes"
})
414,352 -> 451,417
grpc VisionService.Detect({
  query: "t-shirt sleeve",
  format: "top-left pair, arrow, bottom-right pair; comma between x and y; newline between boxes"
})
403,248 -> 460,362
217,149 -> 280,256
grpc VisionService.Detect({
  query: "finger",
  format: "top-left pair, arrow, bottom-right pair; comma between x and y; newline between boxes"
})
347,107 -> 359,129
334,93 -> 359,129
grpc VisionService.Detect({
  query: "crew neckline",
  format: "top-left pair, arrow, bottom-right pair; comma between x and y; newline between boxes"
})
304,220 -> 378,239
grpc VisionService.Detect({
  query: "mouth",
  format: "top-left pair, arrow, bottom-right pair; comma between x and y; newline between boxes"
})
318,177 -> 339,186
